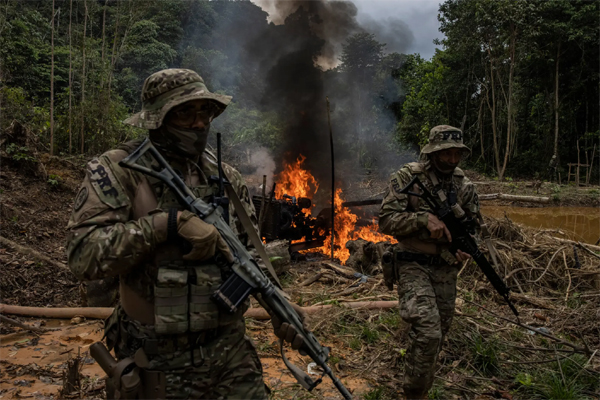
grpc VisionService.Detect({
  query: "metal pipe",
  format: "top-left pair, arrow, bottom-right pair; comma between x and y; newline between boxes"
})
326,97 -> 335,261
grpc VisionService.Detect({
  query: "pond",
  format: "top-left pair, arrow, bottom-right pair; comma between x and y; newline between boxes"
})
481,206 -> 600,245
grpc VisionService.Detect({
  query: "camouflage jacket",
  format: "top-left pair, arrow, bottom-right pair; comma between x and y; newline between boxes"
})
66,138 -> 261,301
379,161 -> 479,244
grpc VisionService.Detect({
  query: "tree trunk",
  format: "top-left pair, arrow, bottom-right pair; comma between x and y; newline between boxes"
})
500,24 -> 517,180
50,0 -> 55,156
478,95 -> 485,160
68,0 -> 73,154
107,0 -> 121,97
101,0 -> 107,64
80,0 -> 88,154
553,42 -> 561,158
485,45 -> 501,179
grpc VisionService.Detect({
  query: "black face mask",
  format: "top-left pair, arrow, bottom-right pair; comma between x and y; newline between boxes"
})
431,154 -> 459,175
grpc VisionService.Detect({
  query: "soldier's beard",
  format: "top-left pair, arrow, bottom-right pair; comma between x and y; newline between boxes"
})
151,123 -> 210,158
431,155 -> 459,175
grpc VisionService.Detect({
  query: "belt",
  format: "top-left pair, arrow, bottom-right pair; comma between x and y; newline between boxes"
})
395,251 -> 446,266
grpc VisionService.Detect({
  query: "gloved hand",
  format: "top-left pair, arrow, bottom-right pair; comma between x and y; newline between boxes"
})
177,210 -> 234,263
271,302 -> 308,352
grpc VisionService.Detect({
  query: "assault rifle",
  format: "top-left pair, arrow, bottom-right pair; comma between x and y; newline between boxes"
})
399,176 -> 519,318
120,138 -> 352,400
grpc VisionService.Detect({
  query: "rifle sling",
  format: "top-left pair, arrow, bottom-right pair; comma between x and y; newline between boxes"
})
225,185 -> 282,289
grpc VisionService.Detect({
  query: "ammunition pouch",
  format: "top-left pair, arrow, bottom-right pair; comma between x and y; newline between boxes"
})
153,262 -> 246,335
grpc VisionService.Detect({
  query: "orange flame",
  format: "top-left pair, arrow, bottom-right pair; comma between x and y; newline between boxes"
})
275,155 -> 396,264
275,154 -> 319,200
321,190 -> 396,263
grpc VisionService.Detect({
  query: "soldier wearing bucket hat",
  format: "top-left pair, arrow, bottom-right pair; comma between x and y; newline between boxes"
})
378,125 -> 480,399
66,69 -> 303,398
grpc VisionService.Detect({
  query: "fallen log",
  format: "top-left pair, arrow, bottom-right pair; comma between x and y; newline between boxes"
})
1,301 -> 400,321
322,261 -> 358,279
0,236 -> 68,270
478,193 -> 550,203
548,236 -> 600,253
0,304 -> 113,320
299,271 -> 327,287
245,301 -> 398,320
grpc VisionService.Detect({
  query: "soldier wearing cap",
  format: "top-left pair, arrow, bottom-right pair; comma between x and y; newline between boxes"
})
66,69 -> 304,398
379,125 -> 480,399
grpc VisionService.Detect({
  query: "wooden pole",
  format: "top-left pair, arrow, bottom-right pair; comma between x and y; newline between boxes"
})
576,140 -> 580,189
326,97 -> 335,261
258,174 -> 266,232
587,144 -> 595,185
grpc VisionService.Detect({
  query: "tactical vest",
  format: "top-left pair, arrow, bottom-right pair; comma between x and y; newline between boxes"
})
117,140 -> 247,335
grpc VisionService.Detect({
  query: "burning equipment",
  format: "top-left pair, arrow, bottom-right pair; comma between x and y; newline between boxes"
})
253,193 -> 328,251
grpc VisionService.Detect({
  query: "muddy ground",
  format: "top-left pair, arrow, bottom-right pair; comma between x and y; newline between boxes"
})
1,145 -> 599,399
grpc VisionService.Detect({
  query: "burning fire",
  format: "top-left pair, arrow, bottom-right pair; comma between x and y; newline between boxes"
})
276,156 -> 396,263
275,154 -> 319,200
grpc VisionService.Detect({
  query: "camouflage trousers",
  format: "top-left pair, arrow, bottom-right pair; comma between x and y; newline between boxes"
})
397,261 -> 459,398
107,308 -> 268,399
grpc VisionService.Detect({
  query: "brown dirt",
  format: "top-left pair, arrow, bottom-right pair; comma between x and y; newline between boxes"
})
0,320 -> 105,399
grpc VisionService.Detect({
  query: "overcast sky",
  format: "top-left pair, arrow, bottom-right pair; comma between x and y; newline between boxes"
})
252,0 -> 444,60
352,0 -> 443,59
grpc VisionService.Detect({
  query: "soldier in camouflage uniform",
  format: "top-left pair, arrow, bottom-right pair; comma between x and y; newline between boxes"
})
379,125 -> 479,400
67,69 -> 304,399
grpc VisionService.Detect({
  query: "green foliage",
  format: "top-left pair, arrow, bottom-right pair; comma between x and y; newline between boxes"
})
566,292 -> 582,309
539,372 -> 583,400
362,387 -> 385,400
515,372 -> 533,387
428,384 -> 446,400
47,174 -> 61,187
349,337 -> 362,350
360,325 -> 380,344
378,310 -> 402,329
5,143 -> 36,162
396,54 -> 448,149
213,103 -> 283,151
470,334 -> 500,376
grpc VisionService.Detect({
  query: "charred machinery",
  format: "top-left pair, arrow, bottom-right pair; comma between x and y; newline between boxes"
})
253,194 -> 327,249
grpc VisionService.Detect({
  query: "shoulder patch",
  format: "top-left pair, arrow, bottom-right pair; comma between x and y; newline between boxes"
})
87,158 -> 128,209
73,187 -> 88,211
406,162 -> 425,174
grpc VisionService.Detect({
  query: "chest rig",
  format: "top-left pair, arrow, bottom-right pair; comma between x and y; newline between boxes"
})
134,151 -> 246,335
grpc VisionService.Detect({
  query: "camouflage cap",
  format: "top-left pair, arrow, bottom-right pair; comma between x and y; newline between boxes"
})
123,69 -> 232,130
421,125 -> 471,155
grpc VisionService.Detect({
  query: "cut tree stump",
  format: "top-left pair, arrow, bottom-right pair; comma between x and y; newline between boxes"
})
345,240 -> 393,275
264,239 -> 291,275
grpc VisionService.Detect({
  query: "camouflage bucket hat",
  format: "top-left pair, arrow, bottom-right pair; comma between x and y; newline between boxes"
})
421,125 -> 471,156
123,69 -> 232,130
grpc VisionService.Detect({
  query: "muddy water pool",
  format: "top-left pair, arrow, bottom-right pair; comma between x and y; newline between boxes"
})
481,206 -> 600,244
